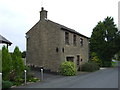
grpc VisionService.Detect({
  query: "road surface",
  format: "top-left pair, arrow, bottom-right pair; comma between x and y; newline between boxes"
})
16,66 -> 118,88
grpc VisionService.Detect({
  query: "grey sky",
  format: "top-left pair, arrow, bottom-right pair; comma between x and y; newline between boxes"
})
0,0 -> 119,52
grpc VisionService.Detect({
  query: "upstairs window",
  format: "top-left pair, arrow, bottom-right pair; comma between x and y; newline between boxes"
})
73,34 -> 77,46
80,38 -> 83,46
65,32 -> 69,45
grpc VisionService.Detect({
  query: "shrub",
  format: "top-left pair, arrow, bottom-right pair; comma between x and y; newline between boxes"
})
2,81 -> 13,89
12,46 -> 25,79
81,61 -> 100,72
102,60 -> 112,67
90,52 -> 102,67
59,61 -> 77,76
0,50 -> 2,73
2,46 -> 12,80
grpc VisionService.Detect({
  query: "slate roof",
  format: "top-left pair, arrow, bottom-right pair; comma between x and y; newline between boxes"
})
0,35 -> 12,45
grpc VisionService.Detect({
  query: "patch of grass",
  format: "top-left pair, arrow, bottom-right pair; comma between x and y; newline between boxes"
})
28,77 -> 39,82
111,61 -> 117,67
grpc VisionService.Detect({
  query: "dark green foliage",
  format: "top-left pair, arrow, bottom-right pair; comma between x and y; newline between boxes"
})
1,46 -> 39,87
22,51 -> 26,58
116,51 -> 120,61
2,81 -> 13,89
0,50 -> 2,73
59,61 -> 77,76
90,16 -> 120,67
2,46 -> 12,80
11,46 -> 25,79
81,61 -> 100,72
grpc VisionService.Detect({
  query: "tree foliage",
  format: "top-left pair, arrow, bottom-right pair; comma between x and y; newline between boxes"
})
81,61 -> 100,72
12,46 -> 25,79
90,52 -> 102,67
2,46 -> 12,80
90,17 -> 120,67
21,51 -> 26,58
0,50 -> 2,73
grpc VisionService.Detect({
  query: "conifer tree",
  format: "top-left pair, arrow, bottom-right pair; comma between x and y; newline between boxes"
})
2,46 -> 12,80
12,46 -> 25,79
90,17 -> 119,67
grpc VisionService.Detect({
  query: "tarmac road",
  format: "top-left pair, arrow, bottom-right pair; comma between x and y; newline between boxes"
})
16,66 -> 118,88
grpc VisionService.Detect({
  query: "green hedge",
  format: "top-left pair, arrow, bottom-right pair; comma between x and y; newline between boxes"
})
59,61 -> 77,76
81,61 -> 100,72
2,81 -> 13,89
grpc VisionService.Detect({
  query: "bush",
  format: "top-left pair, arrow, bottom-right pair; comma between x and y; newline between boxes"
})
90,52 -> 102,67
2,81 -> 13,89
12,46 -> 25,79
59,61 -> 77,76
82,61 -> 100,72
102,60 -> 112,67
2,46 -> 12,80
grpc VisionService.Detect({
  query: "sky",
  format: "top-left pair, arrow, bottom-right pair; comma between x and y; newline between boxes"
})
0,0 -> 119,52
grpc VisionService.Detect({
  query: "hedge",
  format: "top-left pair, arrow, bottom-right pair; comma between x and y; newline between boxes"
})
81,61 -> 100,72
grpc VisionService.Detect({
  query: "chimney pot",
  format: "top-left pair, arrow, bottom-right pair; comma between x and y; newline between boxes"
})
40,7 -> 47,21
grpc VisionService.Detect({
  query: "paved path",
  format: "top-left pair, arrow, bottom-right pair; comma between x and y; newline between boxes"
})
15,67 -> 118,88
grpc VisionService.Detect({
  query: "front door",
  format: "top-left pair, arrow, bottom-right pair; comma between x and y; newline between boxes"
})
77,55 -> 80,71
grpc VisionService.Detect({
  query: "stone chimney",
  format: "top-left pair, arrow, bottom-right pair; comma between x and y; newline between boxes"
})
40,7 -> 47,21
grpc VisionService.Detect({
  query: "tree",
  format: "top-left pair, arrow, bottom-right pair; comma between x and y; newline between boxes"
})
21,51 -> 26,58
12,46 -> 25,79
0,50 -> 2,73
90,17 -> 119,67
2,46 -> 12,80
90,52 -> 102,67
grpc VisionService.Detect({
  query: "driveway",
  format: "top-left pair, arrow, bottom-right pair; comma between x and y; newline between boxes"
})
15,66 -> 118,88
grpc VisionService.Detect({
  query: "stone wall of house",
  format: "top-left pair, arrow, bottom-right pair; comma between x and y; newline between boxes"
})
26,20 -> 89,72
59,30 -> 89,70
41,21 -> 62,71
26,8 -> 89,72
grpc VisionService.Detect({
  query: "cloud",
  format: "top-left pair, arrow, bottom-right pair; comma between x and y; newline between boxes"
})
0,0 -> 119,52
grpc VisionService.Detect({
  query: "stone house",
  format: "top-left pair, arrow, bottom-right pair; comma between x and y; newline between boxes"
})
26,7 -> 89,72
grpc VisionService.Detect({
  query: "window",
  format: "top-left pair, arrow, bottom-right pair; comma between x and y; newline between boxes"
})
66,57 -> 74,62
56,47 -> 59,52
73,34 -> 76,46
65,32 -> 69,45
77,55 -> 80,65
80,38 -> 83,46
62,48 -> 64,53
81,59 -> 82,61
